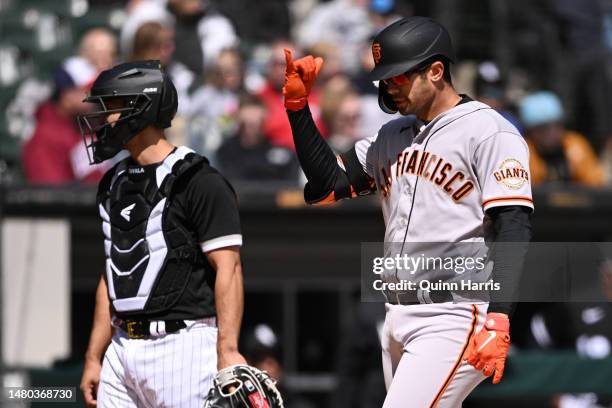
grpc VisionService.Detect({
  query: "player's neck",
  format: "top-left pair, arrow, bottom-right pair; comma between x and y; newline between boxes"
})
419,87 -> 462,122
126,128 -> 175,166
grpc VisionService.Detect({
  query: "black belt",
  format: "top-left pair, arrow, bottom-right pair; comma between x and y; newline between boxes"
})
384,289 -> 454,305
116,319 -> 187,339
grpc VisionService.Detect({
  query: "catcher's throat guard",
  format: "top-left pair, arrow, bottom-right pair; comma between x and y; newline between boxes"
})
203,365 -> 284,408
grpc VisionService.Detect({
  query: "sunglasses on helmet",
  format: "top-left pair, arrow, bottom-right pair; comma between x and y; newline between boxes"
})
381,63 -> 433,86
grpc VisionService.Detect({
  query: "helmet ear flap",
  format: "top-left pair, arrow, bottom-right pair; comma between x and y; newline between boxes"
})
378,81 -> 398,114
156,73 -> 178,128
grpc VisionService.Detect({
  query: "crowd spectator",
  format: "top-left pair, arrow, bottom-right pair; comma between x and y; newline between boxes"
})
519,91 -> 605,187
319,76 -> 365,152
241,324 -> 315,408
217,94 -> 299,182
128,21 -> 175,67
295,0 -> 374,75
22,58 -> 109,184
120,0 -> 174,59
351,38 -> 379,96
348,40 -> 398,138
188,48 -> 244,156
126,20 -> 198,119
256,40 -> 324,150
326,92 -> 363,153
319,74 -> 391,148
474,61 -> 522,131
121,0 -> 237,69
5,27 -> 117,148
78,28 -> 117,72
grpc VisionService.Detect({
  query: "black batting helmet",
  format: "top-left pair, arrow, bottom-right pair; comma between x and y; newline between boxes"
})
370,17 -> 455,113
78,60 -> 178,164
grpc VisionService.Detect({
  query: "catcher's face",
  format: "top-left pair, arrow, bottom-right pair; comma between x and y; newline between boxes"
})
384,61 -> 445,118
102,98 -> 127,127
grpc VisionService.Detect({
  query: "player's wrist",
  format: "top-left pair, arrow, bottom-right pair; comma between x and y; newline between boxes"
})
84,351 -> 103,364
285,97 -> 308,111
217,341 -> 239,354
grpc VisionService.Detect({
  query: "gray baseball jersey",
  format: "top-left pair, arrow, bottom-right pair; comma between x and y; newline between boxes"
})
354,99 -> 533,407
355,100 -> 533,243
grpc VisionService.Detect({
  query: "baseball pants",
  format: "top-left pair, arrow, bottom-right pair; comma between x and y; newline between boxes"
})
97,318 -> 217,408
381,303 -> 487,408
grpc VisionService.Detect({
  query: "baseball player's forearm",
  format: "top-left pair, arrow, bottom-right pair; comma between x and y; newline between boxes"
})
287,105 -> 339,202
84,275 -> 113,363
287,106 -> 375,204
488,205 -> 532,317
209,248 -> 244,362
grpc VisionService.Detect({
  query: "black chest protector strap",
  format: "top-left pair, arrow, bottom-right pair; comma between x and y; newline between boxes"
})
97,146 -> 212,315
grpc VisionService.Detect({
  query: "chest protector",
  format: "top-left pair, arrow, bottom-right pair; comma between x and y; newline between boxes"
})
97,146 -> 209,316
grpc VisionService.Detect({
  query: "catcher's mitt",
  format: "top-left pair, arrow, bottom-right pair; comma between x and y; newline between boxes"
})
203,365 -> 284,408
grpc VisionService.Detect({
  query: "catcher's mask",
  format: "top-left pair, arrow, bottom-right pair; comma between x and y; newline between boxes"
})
370,16 -> 455,114
77,60 -> 177,164
204,365 -> 284,408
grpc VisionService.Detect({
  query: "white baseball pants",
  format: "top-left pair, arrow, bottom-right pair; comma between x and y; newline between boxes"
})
381,303 -> 488,408
97,318 -> 217,408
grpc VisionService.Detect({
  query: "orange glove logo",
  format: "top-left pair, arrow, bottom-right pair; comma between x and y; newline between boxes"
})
283,48 -> 324,111
463,313 -> 510,384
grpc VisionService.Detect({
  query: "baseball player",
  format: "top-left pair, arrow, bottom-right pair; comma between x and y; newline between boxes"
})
284,17 -> 533,407
78,60 -> 247,407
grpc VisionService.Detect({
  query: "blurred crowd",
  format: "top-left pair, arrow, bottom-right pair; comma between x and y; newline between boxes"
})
2,0 -> 612,189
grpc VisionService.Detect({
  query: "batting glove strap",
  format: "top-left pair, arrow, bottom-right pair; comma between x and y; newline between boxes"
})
484,313 -> 510,332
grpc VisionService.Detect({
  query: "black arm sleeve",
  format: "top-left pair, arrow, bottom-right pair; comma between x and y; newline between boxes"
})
287,105 -> 340,202
487,205 -> 532,317
287,105 -> 375,203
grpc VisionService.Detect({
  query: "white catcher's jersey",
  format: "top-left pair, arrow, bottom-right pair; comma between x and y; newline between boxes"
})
355,100 -> 534,244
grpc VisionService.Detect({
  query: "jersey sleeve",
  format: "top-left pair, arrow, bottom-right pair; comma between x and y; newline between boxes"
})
474,132 -> 534,212
354,133 -> 378,177
187,172 -> 242,253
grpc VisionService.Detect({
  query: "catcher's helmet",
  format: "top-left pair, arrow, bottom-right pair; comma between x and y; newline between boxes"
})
78,60 -> 177,164
370,16 -> 455,113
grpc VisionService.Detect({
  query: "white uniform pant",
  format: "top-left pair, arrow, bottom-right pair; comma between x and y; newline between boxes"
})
97,319 -> 217,408
382,303 -> 487,408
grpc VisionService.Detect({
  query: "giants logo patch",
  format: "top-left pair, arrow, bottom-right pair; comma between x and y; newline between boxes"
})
494,159 -> 529,189
372,43 -> 382,64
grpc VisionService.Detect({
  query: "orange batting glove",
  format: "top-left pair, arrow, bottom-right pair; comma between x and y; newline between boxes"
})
463,313 -> 510,384
283,48 -> 324,111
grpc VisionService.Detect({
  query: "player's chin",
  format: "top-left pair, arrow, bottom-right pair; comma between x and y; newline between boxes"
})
397,104 -> 414,116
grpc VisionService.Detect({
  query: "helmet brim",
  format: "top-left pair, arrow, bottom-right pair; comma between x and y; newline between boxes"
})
369,60 -> 421,81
